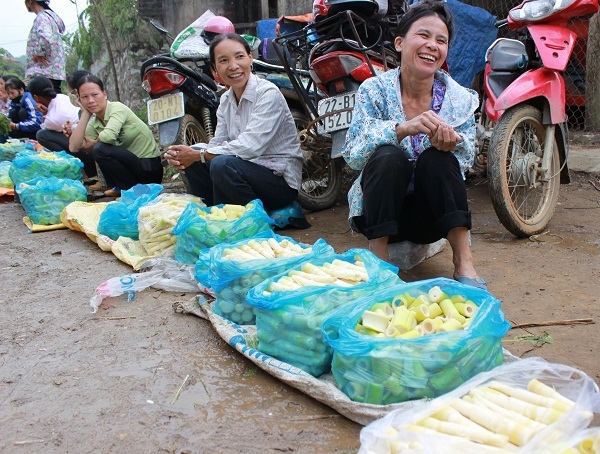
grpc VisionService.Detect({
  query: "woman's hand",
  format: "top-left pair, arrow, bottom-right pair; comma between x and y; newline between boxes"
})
164,145 -> 202,172
429,122 -> 462,152
33,55 -> 49,67
36,104 -> 48,116
9,122 -> 17,131
396,111 -> 461,151
62,121 -> 73,137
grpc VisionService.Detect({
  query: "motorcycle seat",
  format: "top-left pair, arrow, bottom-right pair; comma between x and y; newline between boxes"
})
488,39 -> 529,72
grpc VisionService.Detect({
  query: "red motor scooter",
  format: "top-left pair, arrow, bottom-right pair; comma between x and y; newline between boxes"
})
481,0 -> 598,237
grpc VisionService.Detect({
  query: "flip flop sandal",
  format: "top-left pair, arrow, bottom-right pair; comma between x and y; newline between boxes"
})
454,275 -> 488,291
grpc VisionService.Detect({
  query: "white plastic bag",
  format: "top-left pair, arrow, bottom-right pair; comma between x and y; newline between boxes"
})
358,357 -> 600,454
170,10 -> 214,59
89,258 -> 200,313
388,239 -> 446,270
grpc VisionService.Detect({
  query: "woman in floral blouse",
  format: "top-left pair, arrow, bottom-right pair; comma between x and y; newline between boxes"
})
342,0 -> 487,290
25,0 -> 66,93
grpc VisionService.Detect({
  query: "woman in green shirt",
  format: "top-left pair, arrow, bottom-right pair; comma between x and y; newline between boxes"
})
69,75 -> 163,197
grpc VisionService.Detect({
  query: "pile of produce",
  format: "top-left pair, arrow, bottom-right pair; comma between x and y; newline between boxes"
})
358,358 -> 600,453
322,278 -> 510,405
247,249 -> 401,376
196,234 -> 334,324
98,183 -> 163,240
0,141 -> 34,162
0,161 -> 13,189
356,285 -> 479,339
16,177 -> 87,225
9,149 -> 83,186
138,193 -> 203,257
173,199 -> 274,264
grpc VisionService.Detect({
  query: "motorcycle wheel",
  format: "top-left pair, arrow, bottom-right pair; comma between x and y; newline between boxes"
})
291,110 -> 343,211
174,114 -> 209,195
487,105 -> 560,238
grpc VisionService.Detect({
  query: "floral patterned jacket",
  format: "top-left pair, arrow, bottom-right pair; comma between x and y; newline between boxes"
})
342,68 -> 479,224
25,10 -> 66,81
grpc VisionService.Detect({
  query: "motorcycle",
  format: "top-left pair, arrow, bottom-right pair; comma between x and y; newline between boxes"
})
140,20 -> 220,153
274,0 -> 403,210
478,0 -> 598,237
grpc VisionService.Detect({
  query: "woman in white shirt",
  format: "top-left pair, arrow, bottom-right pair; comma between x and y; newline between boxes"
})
163,33 -> 304,212
27,76 -> 97,178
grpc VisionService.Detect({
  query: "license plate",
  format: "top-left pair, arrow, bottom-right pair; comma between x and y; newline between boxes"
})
318,92 -> 356,133
147,92 -> 185,125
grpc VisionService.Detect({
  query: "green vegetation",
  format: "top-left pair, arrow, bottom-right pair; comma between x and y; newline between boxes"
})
0,115 -> 10,136
0,49 -> 25,78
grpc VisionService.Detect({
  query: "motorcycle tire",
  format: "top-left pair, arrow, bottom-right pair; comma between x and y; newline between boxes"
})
487,104 -> 560,238
291,109 -> 343,212
174,114 -> 209,195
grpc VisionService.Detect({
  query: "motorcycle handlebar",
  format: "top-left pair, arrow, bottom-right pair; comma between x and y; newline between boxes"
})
496,18 -> 508,28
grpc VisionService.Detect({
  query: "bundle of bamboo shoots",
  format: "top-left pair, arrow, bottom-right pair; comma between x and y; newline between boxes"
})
381,379 -> 592,453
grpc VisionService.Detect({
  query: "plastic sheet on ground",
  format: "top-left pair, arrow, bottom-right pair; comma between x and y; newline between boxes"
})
89,258 -> 200,313
175,294 -> 519,426
23,216 -> 67,232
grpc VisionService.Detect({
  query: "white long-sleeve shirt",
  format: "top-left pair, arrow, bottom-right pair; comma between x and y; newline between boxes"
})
195,74 -> 303,191
42,93 -> 79,131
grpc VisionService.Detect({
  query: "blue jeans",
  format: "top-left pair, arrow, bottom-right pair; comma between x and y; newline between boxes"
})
183,155 -> 297,209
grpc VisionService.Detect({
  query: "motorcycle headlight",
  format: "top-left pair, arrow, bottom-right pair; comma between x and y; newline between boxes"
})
509,0 -> 576,22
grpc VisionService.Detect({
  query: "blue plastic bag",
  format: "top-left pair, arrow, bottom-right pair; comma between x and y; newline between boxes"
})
9,149 -> 83,186
0,161 -> 13,189
173,199 -> 274,264
16,176 -> 87,225
321,277 -> 511,405
196,233 -> 335,324
245,249 -> 402,377
0,141 -> 34,162
97,183 -> 163,240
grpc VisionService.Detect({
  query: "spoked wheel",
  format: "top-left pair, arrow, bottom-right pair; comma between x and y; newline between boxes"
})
487,105 -> 560,237
174,114 -> 209,194
292,110 -> 343,211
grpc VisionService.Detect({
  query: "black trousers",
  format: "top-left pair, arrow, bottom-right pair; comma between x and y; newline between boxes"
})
92,142 -> 163,190
36,129 -> 97,178
183,155 -> 297,209
353,145 -> 471,244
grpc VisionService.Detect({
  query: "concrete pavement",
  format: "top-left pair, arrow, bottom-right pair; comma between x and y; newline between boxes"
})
569,143 -> 600,173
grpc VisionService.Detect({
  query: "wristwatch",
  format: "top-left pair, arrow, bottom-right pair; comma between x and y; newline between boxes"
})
199,148 -> 206,163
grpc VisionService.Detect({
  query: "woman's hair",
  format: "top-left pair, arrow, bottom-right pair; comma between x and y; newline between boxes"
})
75,74 -> 105,92
66,70 -> 91,91
4,77 -> 26,92
209,33 -> 251,69
27,76 -> 57,99
396,0 -> 454,44
35,0 -> 51,9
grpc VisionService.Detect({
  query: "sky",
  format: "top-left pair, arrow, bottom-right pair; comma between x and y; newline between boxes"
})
0,0 -> 88,58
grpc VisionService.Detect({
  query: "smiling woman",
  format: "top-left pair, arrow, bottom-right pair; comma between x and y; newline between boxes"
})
341,0 -> 488,290
162,33 -> 309,228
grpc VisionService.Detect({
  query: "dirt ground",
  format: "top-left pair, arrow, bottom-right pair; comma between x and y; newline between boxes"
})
1,167 -> 599,453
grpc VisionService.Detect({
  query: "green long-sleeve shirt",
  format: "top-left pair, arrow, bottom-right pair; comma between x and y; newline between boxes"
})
85,101 -> 160,158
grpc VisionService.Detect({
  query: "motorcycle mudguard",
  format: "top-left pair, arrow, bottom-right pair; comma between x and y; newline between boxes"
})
158,119 -> 182,147
528,25 -> 576,72
493,69 -> 566,124
331,130 -> 346,159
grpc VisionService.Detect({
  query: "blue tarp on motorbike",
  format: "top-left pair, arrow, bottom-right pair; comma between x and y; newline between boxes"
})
445,0 -> 498,88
